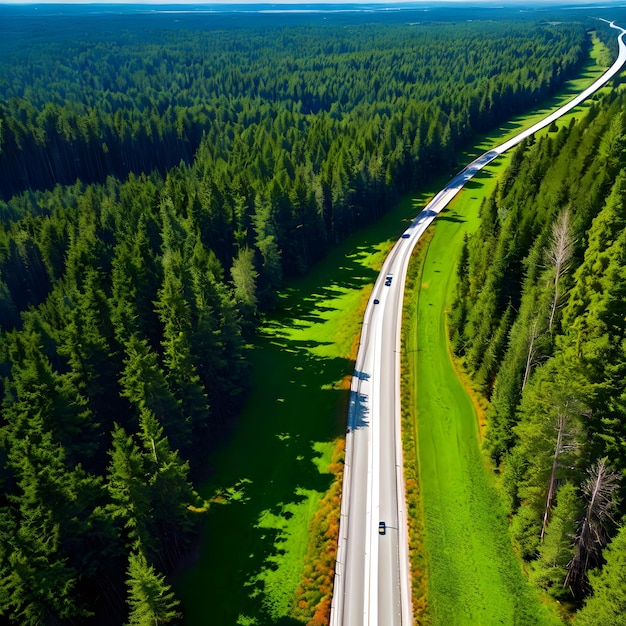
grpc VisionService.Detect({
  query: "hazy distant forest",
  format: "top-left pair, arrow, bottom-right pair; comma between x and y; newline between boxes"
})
0,5 -> 623,624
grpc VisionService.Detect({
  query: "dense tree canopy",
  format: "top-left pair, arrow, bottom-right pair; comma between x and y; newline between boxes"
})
0,12 -> 589,200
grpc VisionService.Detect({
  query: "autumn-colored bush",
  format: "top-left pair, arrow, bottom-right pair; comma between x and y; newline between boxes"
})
290,438 -> 345,624
401,240 -> 432,625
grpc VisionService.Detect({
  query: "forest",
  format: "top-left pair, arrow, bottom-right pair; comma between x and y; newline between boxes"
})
449,87 -> 626,620
0,4 -> 613,624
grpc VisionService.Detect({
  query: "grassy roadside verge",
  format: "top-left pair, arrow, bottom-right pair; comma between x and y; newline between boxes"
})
403,180 -> 563,625
415,215 -> 564,623
177,31 -> 614,625
400,229 -> 434,624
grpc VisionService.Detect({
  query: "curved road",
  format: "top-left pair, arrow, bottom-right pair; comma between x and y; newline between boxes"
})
330,19 -> 626,626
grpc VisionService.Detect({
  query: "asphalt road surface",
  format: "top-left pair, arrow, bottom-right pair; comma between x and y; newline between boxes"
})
329,20 -> 626,626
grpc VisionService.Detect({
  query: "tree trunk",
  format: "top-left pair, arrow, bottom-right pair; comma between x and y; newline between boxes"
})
541,414 -> 566,542
546,208 -> 574,332
522,318 -> 541,392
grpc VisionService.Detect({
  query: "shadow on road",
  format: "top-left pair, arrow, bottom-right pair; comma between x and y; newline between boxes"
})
347,369 -> 371,432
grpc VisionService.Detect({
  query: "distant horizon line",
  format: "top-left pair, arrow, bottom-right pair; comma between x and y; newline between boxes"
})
0,0 -> 619,5
1,0 -> 623,13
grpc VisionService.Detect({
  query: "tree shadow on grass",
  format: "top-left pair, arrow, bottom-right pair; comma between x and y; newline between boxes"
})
437,211 -> 466,224
180,182 -> 419,626
179,295 -> 360,625
275,243 -> 380,326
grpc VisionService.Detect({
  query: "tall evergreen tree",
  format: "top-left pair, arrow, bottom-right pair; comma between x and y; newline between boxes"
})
575,524 -> 626,626
529,482 -> 580,600
119,335 -> 189,452
106,424 -> 154,556
136,408 -> 199,569
505,357 -> 588,558
125,551 -> 181,626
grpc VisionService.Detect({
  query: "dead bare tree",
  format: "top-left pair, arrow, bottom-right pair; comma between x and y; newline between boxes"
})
545,208 -> 575,332
540,413 -> 579,542
565,459 -> 620,590
522,317 -> 542,393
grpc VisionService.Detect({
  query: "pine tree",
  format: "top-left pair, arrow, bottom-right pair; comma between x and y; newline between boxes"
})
106,424 -> 154,555
137,408 -> 199,569
560,171 -> 626,470
505,357 -> 588,556
125,551 -> 181,626
566,459 -> 620,592
119,334 -> 189,452
0,427 -> 111,624
253,191 -> 283,309
57,267 -> 124,449
529,482 -> 580,600
544,207 -> 574,332
575,525 -> 626,626
4,326 -> 98,466
231,246 -> 258,335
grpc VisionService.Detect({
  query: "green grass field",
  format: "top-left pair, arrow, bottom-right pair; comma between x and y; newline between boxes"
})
177,33 -> 613,625
406,189 -> 563,626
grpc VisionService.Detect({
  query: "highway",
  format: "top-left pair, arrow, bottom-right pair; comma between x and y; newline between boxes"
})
329,19 -> 626,626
